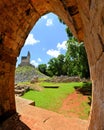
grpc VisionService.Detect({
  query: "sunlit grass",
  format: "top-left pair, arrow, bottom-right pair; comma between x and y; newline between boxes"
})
22,82 -> 84,111
21,81 -> 91,119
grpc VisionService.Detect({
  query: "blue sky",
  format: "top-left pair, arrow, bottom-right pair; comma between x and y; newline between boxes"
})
17,13 -> 68,67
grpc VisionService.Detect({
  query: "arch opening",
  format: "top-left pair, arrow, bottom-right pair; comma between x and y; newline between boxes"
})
15,12 -> 91,123
1,1 -> 104,129
0,2 -> 90,128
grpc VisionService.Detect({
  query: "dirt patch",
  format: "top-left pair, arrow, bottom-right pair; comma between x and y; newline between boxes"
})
59,91 -> 90,119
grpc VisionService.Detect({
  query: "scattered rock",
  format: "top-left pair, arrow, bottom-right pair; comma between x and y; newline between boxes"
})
45,76 -> 90,83
15,85 -> 30,96
30,76 -> 38,84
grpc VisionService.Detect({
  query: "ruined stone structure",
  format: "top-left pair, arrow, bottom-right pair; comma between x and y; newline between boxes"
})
19,51 -> 31,66
19,51 -> 30,66
0,0 -> 104,129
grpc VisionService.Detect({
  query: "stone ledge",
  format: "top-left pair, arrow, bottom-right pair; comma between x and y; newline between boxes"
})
15,96 -> 35,106
0,113 -> 30,130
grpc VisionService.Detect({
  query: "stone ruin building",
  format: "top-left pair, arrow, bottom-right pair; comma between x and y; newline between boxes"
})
1,0 -> 104,130
18,51 -> 35,67
19,51 -> 31,66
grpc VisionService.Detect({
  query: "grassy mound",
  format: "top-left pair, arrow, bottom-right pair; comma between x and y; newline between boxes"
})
15,65 -> 48,83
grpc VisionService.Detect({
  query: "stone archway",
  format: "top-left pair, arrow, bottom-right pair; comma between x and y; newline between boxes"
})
0,0 -> 104,129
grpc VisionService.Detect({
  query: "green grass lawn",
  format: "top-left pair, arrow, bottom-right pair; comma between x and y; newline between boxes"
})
22,82 -> 84,111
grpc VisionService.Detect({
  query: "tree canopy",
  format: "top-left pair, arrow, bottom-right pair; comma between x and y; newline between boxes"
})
65,37 -> 90,78
38,27 -> 90,78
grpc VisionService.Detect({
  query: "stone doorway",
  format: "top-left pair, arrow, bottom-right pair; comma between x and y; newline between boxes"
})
0,0 -> 104,129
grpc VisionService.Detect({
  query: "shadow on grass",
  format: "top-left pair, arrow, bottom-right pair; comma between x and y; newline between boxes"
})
43,86 -> 59,88
74,82 -> 92,106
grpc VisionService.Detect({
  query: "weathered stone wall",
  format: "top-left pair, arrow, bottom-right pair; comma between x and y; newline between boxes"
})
0,0 -> 104,129
77,1 -> 104,129
0,0 -> 83,121
21,51 -> 30,65
0,52 -> 16,121
45,76 -> 81,82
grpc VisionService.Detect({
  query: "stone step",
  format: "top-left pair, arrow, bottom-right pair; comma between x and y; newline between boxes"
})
15,96 -> 88,130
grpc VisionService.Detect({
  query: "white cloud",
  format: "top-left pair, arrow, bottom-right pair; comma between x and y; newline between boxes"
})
30,60 -> 39,67
25,34 -> 40,45
46,41 -> 67,58
46,49 -> 60,58
42,15 -> 48,19
38,58 -> 42,62
31,58 -> 42,67
57,41 -> 67,51
41,14 -> 54,27
46,19 -> 53,26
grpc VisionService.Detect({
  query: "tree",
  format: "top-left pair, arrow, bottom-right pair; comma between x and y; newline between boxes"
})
57,54 -> 67,75
65,27 -> 73,38
47,58 -> 59,76
38,64 -> 47,75
46,54 -> 66,77
38,24 -> 90,78
65,37 -> 90,78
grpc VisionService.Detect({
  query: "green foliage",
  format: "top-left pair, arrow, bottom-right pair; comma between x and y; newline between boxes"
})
47,58 -> 59,76
37,25 -> 90,78
79,100 -> 91,119
65,27 -> 73,38
58,17 -> 65,24
65,38 -> 90,78
46,54 -> 67,76
38,64 -> 47,75
16,66 -> 34,73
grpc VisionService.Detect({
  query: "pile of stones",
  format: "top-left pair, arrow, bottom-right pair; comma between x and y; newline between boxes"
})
30,75 -> 38,84
45,76 -> 89,83
15,85 -> 30,96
